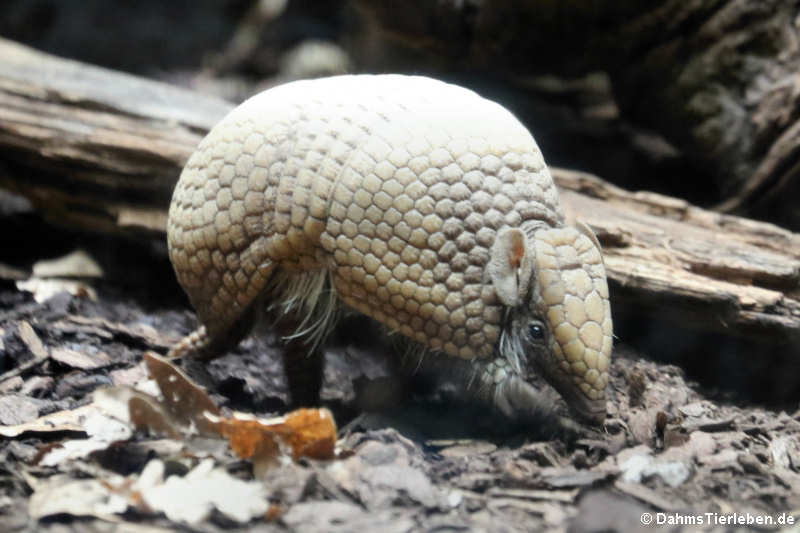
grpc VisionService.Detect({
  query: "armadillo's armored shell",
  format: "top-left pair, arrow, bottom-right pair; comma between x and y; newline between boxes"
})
168,75 -> 564,359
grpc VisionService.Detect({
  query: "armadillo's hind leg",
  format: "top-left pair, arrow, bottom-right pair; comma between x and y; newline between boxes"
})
276,318 -> 325,408
283,342 -> 324,408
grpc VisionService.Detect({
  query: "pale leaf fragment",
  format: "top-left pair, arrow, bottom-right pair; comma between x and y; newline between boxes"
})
0,404 -> 95,437
139,458 -> 268,524
32,249 -> 103,278
51,347 -> 111,370
28,476 -> 127,520
39,411 -> 132,466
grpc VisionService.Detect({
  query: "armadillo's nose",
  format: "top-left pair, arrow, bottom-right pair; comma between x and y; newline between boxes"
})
532,226 -> 613,422
564,389 -> 607,424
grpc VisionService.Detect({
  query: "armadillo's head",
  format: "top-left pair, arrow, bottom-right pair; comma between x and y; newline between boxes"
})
488,223 -> 613,423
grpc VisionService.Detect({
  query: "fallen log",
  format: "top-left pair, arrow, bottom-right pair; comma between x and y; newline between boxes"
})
0,38 -> 230,235
0,38 -> 798,347
556,169 -> 800,343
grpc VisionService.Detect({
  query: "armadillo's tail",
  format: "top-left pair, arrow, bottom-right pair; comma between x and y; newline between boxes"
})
166,296 -> 261,361
167,326 -> 210,359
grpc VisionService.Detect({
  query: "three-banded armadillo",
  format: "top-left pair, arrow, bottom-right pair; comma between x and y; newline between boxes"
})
167,74 -> 612,423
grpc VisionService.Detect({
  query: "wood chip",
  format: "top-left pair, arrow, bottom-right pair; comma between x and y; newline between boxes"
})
684,417 -> 736,432
487,497 -> 565,524
32,249 -> 103,278
16,278 -> 96,302
628,408 -> 657,446
518,442 -> 564,467
0,394 -> 41,425
17,320 -> 48,359
541,468 -> 612,488
51,347 -> 111,370
769,436 -> 796,469
110,364 -> 147,386
0,376 -> 23,393
67,316 -> 174,350
614,480 -> 681,511
0,321 -> 50,383
51,319 -> 113,340
20,376 -> 54,396
662,430 -> 716,462
699,449 -> 741,469
438,442 -> 497,457
487,487 -> 578,503
0,405 -> 94,437
678,401 -> 709,417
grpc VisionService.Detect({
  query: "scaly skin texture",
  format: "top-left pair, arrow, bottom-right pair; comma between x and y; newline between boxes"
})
167,75 -> 612,422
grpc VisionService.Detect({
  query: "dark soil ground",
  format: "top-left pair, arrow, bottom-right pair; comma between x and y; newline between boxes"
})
1,200 -> 799,533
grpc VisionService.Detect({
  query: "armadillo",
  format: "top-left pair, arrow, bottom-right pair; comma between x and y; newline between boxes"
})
167,74 -> 612,423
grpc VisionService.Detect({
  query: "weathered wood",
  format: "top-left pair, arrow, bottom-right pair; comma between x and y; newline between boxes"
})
555,168 -> 800,342
0,38 -> 231,235
0,38 -> 798,343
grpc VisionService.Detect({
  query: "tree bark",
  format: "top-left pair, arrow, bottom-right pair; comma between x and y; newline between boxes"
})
0,38 -> 231,236
0,38 -> 798,345
354,0 -> 800,230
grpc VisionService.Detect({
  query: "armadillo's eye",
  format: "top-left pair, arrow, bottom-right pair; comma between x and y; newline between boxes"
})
528,322 -> 545,341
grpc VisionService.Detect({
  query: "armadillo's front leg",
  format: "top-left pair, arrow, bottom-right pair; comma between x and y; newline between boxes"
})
167,304 -> 325,409
409,351 -> 586,433
483,376 -> 584,435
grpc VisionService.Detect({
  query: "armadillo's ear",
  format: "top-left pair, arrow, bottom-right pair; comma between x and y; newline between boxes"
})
575,220 -> 603,263
488,228 -> 534,307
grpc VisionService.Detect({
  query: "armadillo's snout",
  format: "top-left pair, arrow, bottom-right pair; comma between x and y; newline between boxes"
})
532,226 -> 613,423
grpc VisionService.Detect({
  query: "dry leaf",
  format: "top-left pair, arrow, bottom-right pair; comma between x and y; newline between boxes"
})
0,404 -> 95,437
281,408 -> 337,460
28,477 -> 127,519
143,351 -> 221,436
16,278 -> 97,302
94,385 -> 186,440
38,412 -> 132,466
32,249 -> 103,278
92,386 -> 138,422
128,395 -> 183,440
212,413 -> 281,467
128,353 -> 337,472
215,408 -> 337,462
138,458 -> 268,525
